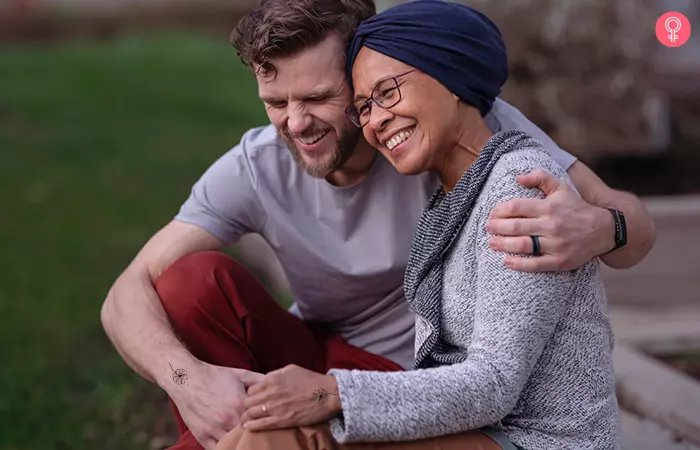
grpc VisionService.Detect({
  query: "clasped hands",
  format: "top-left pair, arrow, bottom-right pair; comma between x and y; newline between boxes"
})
165,362 -> 339,450
239,364 -> 341,432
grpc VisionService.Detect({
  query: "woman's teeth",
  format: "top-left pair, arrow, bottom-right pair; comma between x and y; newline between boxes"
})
386,128 -> 415,150
298,130 -> 329,145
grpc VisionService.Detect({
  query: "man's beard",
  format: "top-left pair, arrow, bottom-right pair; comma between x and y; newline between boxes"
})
283,127 -> 361,178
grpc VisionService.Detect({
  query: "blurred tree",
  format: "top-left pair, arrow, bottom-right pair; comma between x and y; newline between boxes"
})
467,0 -> 665,159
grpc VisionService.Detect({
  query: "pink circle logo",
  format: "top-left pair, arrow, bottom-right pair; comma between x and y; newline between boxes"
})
656,12 -> 691,47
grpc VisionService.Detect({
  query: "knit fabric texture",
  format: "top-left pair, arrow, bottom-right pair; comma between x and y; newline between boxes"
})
328,131 -> 620,449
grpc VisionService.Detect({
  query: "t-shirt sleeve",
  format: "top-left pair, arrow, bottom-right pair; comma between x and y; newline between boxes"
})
174,131 -> 267,245
489,98 -> 577,171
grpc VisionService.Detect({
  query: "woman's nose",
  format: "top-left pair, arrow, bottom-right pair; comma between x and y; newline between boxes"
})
368,105 -> 394,132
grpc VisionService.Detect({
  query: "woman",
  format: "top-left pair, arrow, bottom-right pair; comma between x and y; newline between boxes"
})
218,1 -> 620,449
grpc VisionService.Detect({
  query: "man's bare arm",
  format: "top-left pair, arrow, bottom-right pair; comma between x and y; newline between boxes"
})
102,221 -> 267,448
486,161 -> 656,272
566,161 -> 657,269
100,220 -> 225,384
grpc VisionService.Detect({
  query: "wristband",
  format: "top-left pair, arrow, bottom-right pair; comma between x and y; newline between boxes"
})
605,208 -> 627,253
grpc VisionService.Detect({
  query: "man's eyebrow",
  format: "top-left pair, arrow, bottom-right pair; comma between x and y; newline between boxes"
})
305,88 -> 335,99
260,95 -> 284,104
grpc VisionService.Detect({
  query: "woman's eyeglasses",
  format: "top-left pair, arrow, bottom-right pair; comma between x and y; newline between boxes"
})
346,69 -> 416,128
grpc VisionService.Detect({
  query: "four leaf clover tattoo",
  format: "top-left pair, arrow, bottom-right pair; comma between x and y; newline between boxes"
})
311,388 -> 338,404
169,363 -> 188,385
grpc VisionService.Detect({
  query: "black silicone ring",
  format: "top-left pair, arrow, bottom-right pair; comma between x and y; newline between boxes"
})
531,235 -> 541,256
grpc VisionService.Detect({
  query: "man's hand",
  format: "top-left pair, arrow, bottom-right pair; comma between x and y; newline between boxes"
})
240,364 -> 341,431
486,169 -> 615,272
165,361 -> 264,449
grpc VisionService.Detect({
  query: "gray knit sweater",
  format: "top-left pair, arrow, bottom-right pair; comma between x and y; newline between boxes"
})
328,132 -> 620,449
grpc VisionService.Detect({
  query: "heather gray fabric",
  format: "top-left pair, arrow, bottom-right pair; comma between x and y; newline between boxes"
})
326,133 -> 619,449
174,98 -> 577,370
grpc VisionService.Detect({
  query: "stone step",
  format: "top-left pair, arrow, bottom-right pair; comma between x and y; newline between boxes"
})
621,410 -> 699,450
615,345 -> 700,447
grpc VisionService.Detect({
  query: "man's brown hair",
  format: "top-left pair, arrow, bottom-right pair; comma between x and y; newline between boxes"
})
231,0 -> 376,76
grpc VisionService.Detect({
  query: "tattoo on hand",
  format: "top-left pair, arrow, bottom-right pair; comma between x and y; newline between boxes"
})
169,363 -> 188,385
311,388 -> 338,404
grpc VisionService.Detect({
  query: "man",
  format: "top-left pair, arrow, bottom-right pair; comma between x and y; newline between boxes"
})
100,0 -> 656,449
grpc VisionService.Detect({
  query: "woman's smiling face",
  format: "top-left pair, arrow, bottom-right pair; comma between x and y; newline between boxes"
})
350,46 -> 463,175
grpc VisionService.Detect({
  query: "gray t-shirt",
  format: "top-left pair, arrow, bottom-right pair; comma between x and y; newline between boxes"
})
175,98 -> 577,369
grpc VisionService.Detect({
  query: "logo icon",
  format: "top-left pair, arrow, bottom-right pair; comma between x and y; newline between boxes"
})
656,12 -> 691,47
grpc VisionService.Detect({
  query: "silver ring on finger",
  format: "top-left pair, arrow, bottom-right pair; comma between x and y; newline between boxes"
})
531,235 -> 541,257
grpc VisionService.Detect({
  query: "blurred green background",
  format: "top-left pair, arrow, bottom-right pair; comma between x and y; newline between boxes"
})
0,32 -> 267,449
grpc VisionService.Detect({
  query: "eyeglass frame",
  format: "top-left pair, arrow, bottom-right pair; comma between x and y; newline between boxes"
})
345,69 -> 416,128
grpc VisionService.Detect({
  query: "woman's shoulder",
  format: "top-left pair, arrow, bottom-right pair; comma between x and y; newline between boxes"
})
487,132 -> 575,192
472,132 -> 577,216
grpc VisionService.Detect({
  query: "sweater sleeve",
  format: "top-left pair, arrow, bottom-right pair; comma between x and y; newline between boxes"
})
328,152 -> 579,443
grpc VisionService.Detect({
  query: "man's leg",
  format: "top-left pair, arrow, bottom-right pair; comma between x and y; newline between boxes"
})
155,251 -> 326,374
154,251 -> 402,449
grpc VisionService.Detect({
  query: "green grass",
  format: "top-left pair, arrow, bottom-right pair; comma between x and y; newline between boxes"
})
0,32 -> 268,449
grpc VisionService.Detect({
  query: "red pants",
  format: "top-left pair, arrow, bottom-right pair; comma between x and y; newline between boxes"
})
154,251 -> 404,450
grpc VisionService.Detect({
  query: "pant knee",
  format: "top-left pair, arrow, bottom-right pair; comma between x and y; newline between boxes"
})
154,251 -> 248,321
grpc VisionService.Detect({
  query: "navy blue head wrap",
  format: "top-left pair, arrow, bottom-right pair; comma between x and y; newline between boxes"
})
347,0 -> 508,116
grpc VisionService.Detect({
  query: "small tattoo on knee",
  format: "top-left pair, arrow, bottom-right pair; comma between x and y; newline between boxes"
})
311,388 -> 338,404
169,363 -> 188,385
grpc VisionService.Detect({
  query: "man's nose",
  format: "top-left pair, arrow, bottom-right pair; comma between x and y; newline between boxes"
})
287,108 -> 313,135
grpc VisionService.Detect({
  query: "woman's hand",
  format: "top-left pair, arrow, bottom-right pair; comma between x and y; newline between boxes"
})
241,364 -> 342,431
